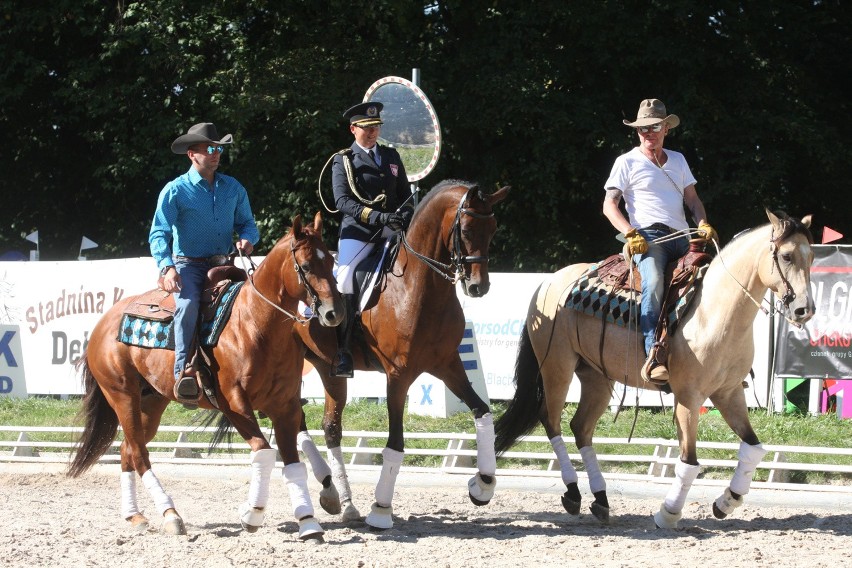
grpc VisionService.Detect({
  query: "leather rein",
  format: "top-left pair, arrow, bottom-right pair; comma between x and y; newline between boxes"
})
401,189 -> 493,290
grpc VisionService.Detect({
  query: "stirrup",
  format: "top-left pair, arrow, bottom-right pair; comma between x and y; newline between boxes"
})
174,374 -> 201,406
641,354 -> 669,385
331,350 -> 354,378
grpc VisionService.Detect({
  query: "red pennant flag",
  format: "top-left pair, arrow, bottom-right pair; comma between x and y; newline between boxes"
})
822,226 -> 844,244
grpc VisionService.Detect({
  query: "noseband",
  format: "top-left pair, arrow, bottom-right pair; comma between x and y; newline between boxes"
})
402,189 -> 494,286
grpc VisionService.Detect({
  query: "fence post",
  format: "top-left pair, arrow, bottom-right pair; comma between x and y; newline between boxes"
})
12,432 -> 36,457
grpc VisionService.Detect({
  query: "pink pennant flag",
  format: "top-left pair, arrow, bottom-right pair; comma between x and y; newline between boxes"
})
822,226 -> 843,244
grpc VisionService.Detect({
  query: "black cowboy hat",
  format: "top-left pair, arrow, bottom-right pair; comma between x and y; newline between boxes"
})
171,123 -> 234,154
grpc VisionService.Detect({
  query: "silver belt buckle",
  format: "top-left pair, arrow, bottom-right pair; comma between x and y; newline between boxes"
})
209,254 -> 229,266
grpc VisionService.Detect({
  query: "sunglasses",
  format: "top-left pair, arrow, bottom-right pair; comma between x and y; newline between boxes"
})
193,145 -> 224,155
637,124 -> 664,134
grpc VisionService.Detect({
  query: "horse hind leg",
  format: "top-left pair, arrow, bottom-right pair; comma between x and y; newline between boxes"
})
296,429 -> 340,515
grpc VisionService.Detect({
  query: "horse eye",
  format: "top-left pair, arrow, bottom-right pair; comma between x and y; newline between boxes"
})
300,262 -> 312,273
781,253 -> 792,263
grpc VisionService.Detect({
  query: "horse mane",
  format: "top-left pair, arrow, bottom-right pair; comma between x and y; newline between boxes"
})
728,211 -> 814,246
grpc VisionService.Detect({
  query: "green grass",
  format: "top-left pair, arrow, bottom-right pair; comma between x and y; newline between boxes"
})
2,396 -> 851,484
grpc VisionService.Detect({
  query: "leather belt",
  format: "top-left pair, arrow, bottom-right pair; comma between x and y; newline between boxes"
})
175,254 -> 231,266
643,223 -> 676,234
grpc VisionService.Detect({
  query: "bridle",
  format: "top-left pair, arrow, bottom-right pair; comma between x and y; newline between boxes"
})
237,238 -> 322,324
401,189 -> 493,292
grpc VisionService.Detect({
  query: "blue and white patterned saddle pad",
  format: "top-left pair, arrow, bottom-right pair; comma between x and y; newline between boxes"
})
563,265 -> 706,329
117,281 -> 244,350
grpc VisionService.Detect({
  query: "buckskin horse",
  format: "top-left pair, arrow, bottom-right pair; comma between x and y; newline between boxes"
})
67,212 -> 344,541
296,180 -> 510,529
494,210 -> 813,529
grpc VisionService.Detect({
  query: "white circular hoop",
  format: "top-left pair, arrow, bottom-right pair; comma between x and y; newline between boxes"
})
364,76 -> 442,182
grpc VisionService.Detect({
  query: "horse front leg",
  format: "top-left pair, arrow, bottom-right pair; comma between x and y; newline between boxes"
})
709,387 -> 767,520
270,395 -> 325,542
317,363 -> 360,521
654,401 -> 702,529
364,376 -> 409,530
295,404 -> 339,516
436,359 -> 496,506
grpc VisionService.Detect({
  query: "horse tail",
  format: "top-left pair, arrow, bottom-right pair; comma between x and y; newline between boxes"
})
206,412 -> 236,454
494,322 -> 545,455
67,353 -> 119,478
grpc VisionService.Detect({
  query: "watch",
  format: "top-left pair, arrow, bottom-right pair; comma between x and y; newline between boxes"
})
160,266 -> 174,276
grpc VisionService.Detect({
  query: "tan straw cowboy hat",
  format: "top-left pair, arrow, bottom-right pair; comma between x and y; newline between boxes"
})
171,123 -> 234,154
623,99 -> 680,129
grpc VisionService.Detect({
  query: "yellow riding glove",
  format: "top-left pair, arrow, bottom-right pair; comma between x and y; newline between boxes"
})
625,228 -> 649,255
697,221 -> 718,243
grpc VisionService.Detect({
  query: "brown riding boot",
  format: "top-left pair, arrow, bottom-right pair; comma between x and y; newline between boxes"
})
641,343 -> 669,385
174,368 -> 201,407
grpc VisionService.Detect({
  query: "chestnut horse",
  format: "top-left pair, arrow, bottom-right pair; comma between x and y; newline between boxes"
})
67,213 -> 344,541
296,180 -> 510,529
495,210 -> 814,529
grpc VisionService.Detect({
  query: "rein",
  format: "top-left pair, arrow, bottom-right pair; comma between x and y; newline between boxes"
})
401,189 -> 494,287
236,242 -> 318,325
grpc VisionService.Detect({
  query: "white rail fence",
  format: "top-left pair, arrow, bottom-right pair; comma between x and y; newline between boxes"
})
3,426 -> 851,493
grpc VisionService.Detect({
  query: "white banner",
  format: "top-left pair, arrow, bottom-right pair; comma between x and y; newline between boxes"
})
0,259 -> 772,406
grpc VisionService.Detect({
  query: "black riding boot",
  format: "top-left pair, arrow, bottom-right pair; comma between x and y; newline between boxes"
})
331,294 -> 357,378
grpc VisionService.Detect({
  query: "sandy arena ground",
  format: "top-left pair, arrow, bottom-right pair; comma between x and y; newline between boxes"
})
1,462 -> 851,568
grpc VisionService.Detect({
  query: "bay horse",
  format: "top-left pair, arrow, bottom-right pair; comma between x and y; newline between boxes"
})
67,212 -> 344,541
494,210 -> 814,529
296,180 -> 510,529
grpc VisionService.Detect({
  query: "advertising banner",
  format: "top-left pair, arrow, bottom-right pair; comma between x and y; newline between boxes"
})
774,245 -> 852,379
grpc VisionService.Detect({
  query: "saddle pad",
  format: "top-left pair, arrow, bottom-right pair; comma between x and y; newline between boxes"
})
564,265 -> 707,330
117,281 -> 244,349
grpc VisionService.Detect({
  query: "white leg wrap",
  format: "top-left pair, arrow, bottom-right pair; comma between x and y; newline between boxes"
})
374,447 -> 404,507
663,461 -> 701,515
298,431 -> 332,482
283,462 -> 314,520
474,413 -> 497,476
247,449 -> 277,509
653,503 -> 683,529
328,446 -> 353,504
141,470 -> 175,516
120,471 -> 141,520
730,442 -> 767,496
579,446 -> 606,494
550,436 -> 579,486
714,487 -> 744,516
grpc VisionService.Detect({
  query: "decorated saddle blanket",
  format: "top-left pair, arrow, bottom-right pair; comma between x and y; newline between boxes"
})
117,281 -> 244,349
564,249 -> 710,330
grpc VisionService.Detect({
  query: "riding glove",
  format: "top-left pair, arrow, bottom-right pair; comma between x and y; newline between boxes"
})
625,228 -> 649,255
697,221 -> 718,243
378,212 -> 405,232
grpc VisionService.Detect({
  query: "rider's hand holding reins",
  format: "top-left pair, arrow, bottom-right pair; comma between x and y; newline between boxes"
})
697,221 -> 717,243
625,228 -> 649,255
160,267 -> 181,293
379,212 -> 405,232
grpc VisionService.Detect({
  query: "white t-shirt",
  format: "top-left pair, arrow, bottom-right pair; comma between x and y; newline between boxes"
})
604,147 -> 697,231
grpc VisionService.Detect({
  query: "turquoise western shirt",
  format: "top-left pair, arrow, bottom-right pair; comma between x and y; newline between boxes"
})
149,167 -> 259,269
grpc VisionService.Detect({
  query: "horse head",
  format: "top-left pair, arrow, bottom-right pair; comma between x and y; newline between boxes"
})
263,212 -> 344,327
763,209 -> 815,326
441,183 -> 511,298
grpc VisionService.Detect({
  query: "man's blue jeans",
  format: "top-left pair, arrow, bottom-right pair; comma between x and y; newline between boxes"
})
173,260 -> 208,379
634,228 -> 688,356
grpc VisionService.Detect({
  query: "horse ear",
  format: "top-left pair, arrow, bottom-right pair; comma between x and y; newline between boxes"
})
292,214 -> 303,238
765,208 -> 782,231
800,214 -> 812,228
488,185 -> 511,206
313,211 -> 323,235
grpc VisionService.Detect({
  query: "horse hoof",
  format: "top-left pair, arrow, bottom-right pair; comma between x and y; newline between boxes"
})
713,488 -> 743,519
238,502 -> 266,533
161,513 -> 186,535
561,493 -> 581,516
297,516 -> 325,542
128,514 -> 150,534
319,484 -> 341,515
341,500 -> 361,522
467,473 -> 496,506
590,502 -> 610,524
653,504 -> 681,529
365,502 -> 393,530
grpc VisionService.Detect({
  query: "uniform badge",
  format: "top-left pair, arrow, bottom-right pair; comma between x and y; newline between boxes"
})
367,105 -> 378,117
390,164 -> 399,176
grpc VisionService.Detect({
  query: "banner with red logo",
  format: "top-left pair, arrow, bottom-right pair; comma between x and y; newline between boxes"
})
774,245 -> 852,378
